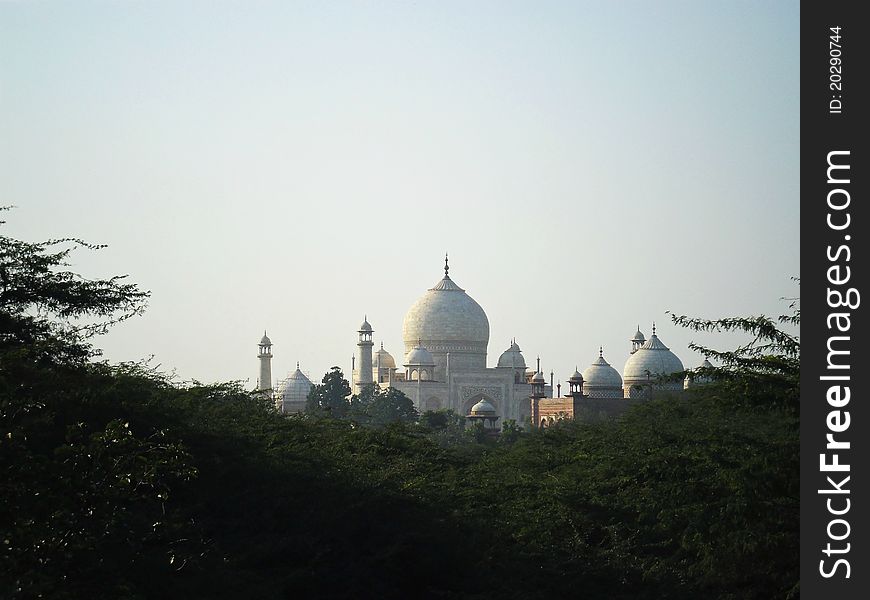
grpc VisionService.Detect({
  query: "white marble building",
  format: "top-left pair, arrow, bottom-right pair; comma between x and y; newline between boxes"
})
351,258 -> 542,424
622,324 -> 686,398
260,257 -> 695,420
256,333 -> 315,414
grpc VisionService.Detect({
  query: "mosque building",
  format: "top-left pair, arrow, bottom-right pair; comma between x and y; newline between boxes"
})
259,257 -> 710,425
257,333 -> 315,414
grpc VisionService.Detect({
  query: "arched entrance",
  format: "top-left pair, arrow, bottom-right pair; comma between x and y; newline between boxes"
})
423,396 -> 442,412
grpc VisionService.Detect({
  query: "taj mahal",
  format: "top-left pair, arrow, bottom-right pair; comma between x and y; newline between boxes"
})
257,257 -> 710,426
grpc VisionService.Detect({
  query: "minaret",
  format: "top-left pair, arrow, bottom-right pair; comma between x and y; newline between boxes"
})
568,366 -> 585,418
355,316 -> 374,394
376,344 -> 382,383
529,363 -> 546,428
258,331 -> 273,391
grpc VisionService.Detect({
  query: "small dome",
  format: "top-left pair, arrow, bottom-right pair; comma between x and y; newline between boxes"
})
405,344 -> 435,366
260,332 -> 271,345
685,358 -> 715,389
632,327 -> 645,343
531,370 -> 546,383
569,369 -> 584,382
373,343 -> 396,369
469,398 -> 497,416
359,317 -> 372,332
583,351 -> 623,389
276,364 -> 314,411
622,331 -> 684,384
497,339 -> 526,368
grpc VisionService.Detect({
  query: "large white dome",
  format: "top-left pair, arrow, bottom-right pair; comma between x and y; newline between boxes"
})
583,350 -> 623,397
622,330 -> 684,396
402,265 -> 489,375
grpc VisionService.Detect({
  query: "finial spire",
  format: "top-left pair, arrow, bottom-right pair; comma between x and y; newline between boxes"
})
599,346 -> 603,357
380,341 -> 384,349
652,321 -> 656,336
444,252 -> 449,277
296,361 -> 300,369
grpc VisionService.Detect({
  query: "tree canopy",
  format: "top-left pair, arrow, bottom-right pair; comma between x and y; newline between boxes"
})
1,216 -> 194,597
349,384 -> 418,426
305,366 -> 352,417
669,285 -> 800,411
0,209 -> 149,366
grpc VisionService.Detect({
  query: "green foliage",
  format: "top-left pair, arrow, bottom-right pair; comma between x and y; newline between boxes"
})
347,381 -> 378,421
1,218 -> 196,598
498,418 -> 524,444
349,384 -> 418,426
470,394 -> 797,599
419,408 -> 463,431
669,287 -> 800,411
304,366 -> 351,417
466,420 -> 488,443
0,208 -> 149,366
419,408 -> 469,447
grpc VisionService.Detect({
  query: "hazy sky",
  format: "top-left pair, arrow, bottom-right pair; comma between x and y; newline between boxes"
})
1,1 -> 799,388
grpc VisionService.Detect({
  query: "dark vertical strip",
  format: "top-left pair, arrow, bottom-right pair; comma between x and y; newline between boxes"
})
801,2 -> 868,597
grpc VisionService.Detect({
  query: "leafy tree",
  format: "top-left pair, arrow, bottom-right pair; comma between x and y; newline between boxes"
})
305,366 -> 351,417
467,420 -> 488,443
0,217 -> 198,598
419,408 -> 469,447
369,387 -> 417,425
498,418 -> 523,444
347,381 -> 379,422
669,285 -> 800,410
350,385 -> 418,426
419,408 -> 459,430
0,209 -> 149,365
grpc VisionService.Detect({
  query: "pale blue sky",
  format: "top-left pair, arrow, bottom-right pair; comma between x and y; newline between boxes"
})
1,1 -> 799,387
